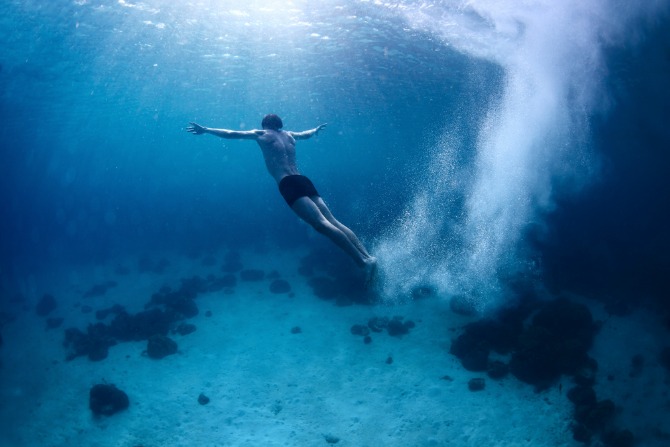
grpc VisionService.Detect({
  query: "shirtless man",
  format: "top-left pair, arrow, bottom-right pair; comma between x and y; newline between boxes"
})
186,114 -> 377,281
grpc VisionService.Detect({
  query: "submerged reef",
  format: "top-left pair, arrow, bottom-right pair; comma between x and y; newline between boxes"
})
35,294 -> 57,316
350,315 -> 417,344
449,295 -> 636,446
62,273 -> 232,362
300,248 -> 375,306
89,383 -> 129,417
450,298 -> 597,389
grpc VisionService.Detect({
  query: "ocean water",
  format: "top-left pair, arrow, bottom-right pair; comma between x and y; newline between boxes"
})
1,0 -> 669,446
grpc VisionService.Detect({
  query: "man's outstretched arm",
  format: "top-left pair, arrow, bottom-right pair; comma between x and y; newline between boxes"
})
289,123 -> 327,140
187,122 -> 263,140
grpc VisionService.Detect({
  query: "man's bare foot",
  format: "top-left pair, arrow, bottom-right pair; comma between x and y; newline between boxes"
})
363,257 -> 378,288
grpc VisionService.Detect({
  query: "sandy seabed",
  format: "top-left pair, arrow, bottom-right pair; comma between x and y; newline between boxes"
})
0,247 -> 667,447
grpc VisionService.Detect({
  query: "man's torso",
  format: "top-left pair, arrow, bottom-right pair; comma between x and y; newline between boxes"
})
256,130 -> 300,183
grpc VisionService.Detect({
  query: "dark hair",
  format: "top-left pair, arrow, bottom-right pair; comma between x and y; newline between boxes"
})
261,114 -> 283,130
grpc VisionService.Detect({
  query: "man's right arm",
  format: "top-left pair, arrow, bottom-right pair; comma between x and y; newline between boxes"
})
187,122 -> 262,140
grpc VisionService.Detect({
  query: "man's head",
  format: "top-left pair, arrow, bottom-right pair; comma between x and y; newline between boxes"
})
261,114 -> 283,130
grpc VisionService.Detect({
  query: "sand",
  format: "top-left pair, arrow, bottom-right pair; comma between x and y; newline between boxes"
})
1,247 -> 666,447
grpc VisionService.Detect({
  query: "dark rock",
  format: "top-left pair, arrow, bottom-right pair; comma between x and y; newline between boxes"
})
450,332 -> 490,372
387,318 -> 409,337
468,378 -> 486,391
660,347 -> 670,371
109,309 -> 173,342
64,327 -> 87,360
240,269 -> 265,281
567,386 -> 597,406
450,295 -> 478,316
208,274 -> 236,291
450,316 -> 524,373
88,340 -> 111,361
363,336 -> 372,344
602,429 -> 634,447
368,317 -> 389,332
574,399 -> 616,430
386,356 -> 393,364
290,326 -> 302,334
307,277 -> 341,300
46,317 -> 64,330
146,335 -> 178,359
324,434 -> 340,444
96,304 -> 125,321
350,324 -> 370,337
510,299 -> 597,388
63,323 -> 117,361
198,393 -> 210,405
87,323 -> 117,361
487,360 -> 509,379
174,323 -> 196,336
145,276 -> 206,318
205,310 -> 212,317
269,279 -> 291,294
83,281 -> 117,298
36,294 -> 57,316
145,286 -> 200,318
89,384 -> 129,416
171,297 -> 198,318
572,424 -> 592,443
221,251 -> 243,272
573,358 -> 598,387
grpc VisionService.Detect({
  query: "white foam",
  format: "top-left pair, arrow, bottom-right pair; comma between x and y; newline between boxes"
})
375,0 -> 664,308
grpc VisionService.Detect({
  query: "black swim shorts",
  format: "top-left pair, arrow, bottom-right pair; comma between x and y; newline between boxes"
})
278,175 -> 320,207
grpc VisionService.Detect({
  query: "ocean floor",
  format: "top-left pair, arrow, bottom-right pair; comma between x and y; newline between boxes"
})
0,247 -> 668,447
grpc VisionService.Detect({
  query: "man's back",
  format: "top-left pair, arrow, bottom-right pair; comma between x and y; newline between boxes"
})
256,129 -> 300,183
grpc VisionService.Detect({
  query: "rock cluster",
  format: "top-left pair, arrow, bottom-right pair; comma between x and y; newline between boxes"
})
449,297 -> 635,445
63,273 -> 231,361
450,298 -> 597,388
146,334 -> 178,359
350,316 -> 416,343
35,294 -> 57,316
83,281 -> 117,298
89,383 -> 129,416
299,249 -> 374,306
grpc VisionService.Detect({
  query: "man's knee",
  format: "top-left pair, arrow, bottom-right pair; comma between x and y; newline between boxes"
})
310,217 -> 331,234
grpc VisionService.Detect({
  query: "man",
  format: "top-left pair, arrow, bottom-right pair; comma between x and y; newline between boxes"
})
186,114 -> 377,282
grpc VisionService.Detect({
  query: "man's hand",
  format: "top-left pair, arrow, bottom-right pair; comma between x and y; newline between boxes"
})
186,122 -> 207,135
315,123 -> 327,135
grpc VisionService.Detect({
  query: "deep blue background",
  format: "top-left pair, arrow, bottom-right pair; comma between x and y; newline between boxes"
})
538,22 -> 670,309
0,1 -> 668,310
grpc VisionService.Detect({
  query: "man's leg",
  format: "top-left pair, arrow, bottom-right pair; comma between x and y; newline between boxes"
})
290,197 -> 368,268
312,197 -> 372,258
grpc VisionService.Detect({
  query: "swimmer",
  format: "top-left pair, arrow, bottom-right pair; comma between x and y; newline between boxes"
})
186,114 -> 377,283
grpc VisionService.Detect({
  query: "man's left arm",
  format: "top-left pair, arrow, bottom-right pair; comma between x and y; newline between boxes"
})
289,123 -> 327,140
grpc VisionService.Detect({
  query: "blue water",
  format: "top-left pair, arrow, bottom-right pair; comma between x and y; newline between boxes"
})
2,0 -> 668,309
1,0 -> 670,443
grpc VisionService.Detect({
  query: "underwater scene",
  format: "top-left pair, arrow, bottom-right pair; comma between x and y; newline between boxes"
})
1,0 -> 669,446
